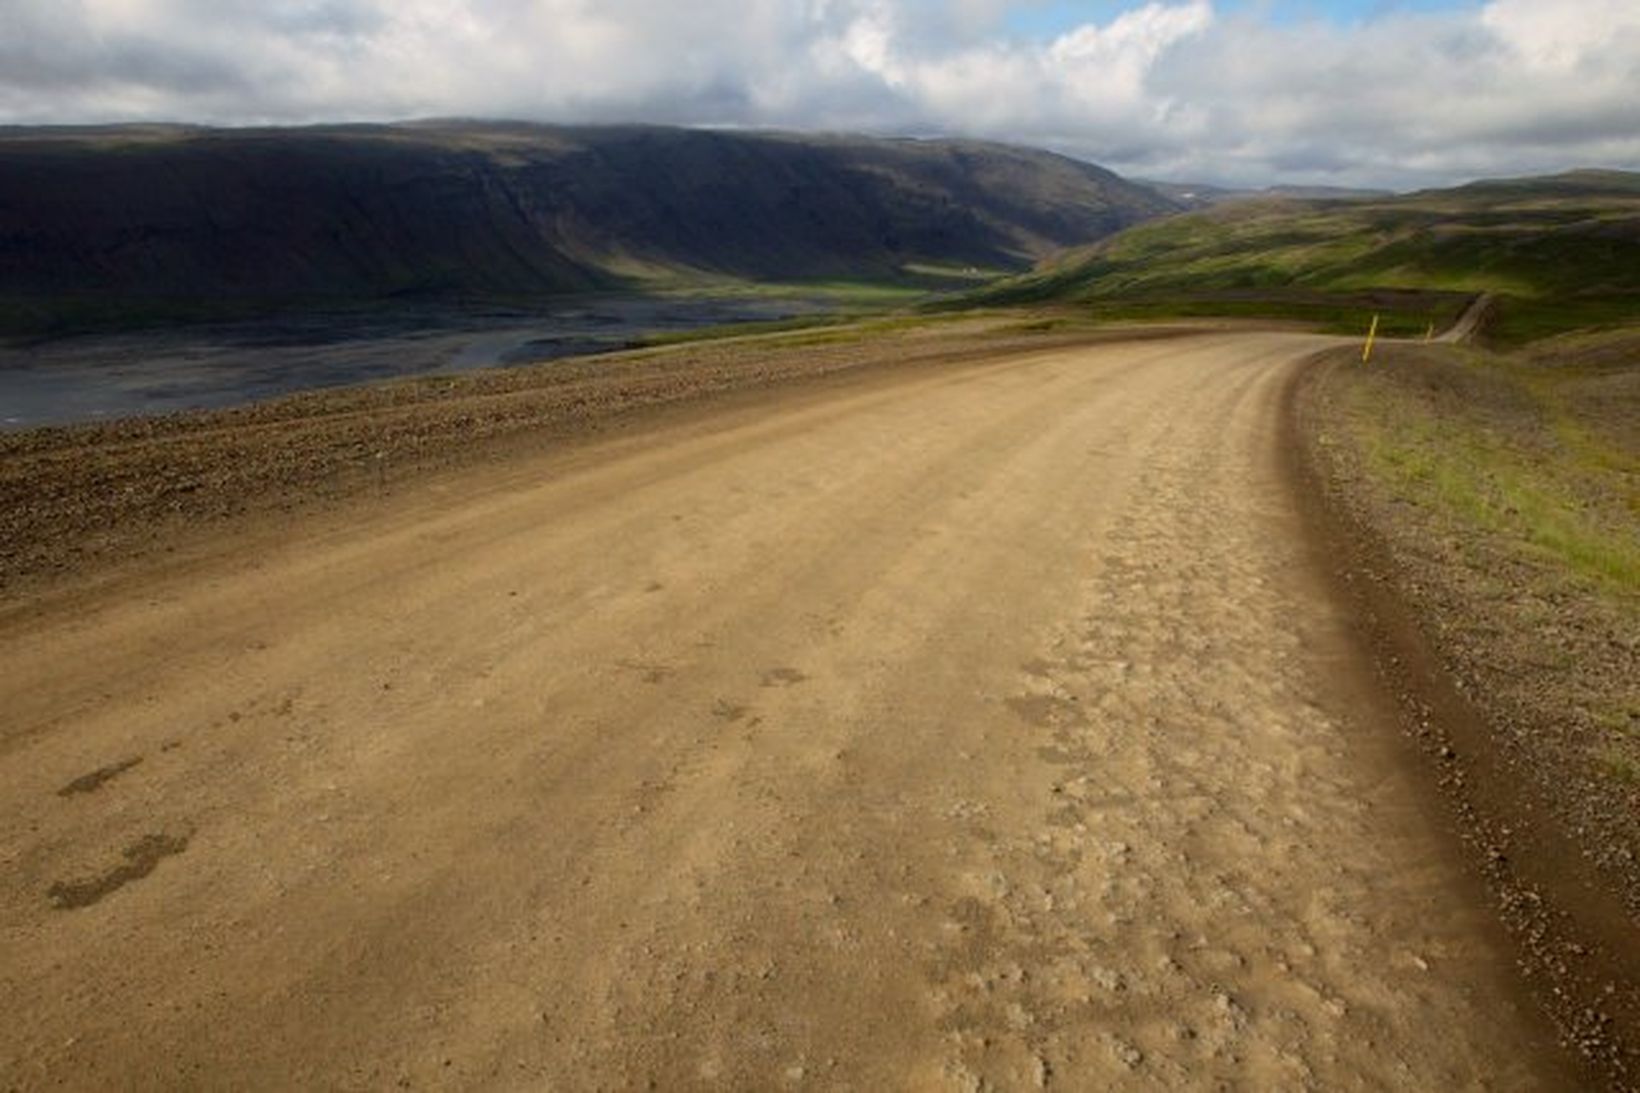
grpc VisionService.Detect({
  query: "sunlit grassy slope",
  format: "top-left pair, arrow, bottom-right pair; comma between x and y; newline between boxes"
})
974,169 -> 1640,344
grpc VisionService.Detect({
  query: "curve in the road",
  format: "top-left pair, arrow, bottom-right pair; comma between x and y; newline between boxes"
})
0,332 -> 1572,1089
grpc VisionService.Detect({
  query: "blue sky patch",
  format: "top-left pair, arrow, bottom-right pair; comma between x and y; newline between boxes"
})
1004,0 -> 1481,40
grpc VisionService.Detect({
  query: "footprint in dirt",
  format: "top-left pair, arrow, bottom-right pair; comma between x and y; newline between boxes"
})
711,699 -> 752,723
56,756 -> 143,798
1005,693 -> 1085,729
47,831 -> 191,910
760,667 -> 807,688
616,659 -> 676,684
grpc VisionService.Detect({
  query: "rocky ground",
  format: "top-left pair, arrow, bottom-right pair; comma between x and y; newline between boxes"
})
1295,336 -> 1640,1087
0,326 -> 1591,1088
0,315 -> 1626,1083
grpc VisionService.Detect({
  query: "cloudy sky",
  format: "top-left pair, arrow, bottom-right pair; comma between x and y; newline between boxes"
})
2,0 -> 1637,188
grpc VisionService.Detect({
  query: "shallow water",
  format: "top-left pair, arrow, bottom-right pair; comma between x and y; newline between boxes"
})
0,295 -> 826,429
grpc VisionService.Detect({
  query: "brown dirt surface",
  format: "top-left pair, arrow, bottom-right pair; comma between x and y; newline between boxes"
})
0,328 -> 1591,1088
1296,334 -> 1640,1087
0,318 -> 1180,609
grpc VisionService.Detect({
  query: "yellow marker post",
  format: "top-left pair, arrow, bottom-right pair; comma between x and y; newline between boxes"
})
1362,313 -> 1380,363
1425,321 -> 1436,342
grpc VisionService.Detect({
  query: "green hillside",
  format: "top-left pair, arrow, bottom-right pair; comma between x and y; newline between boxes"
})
975,170 -> 1640,343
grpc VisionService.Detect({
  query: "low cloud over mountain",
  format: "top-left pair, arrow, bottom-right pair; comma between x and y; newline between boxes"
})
2,1 -> 1637,189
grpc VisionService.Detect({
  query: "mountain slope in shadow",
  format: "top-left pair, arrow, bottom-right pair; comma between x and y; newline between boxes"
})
0,121 -> 1178,327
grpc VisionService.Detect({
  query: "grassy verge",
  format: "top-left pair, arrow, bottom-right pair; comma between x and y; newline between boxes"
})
1348,352 -> 1638,592
1308,329 -> 1639,867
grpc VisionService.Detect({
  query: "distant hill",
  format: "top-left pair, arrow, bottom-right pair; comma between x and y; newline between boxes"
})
1451,168 -> 1640,198
1137,179 -> 1392,209
0,122 -> 1177,331
979,170 -> 1640,343
1133,180 -> 1246,208
1263,184 -> 1397,201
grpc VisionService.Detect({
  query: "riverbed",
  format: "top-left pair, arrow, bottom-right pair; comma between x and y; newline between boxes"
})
0,294 -> 832,429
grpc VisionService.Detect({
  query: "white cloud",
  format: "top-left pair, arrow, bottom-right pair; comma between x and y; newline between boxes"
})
0,0 -> 1637,188
1049,0 -> 1212,98
838,4 -> 906,86
1481,0 -> 1640,70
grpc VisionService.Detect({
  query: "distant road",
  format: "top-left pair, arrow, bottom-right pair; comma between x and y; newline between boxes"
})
0,333 -> 1568,1088
1439,291 -> 1496,343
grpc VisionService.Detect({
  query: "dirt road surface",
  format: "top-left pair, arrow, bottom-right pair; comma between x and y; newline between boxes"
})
0,333 -> 1569,1088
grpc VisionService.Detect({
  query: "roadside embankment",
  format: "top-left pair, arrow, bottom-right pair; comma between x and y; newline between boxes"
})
1294,329 -> 1640,1085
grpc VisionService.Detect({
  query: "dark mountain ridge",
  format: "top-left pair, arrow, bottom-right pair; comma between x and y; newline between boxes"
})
0,121 -> 1177,326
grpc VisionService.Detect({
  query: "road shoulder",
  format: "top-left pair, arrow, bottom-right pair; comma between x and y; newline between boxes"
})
1288,344 -> 1640,1089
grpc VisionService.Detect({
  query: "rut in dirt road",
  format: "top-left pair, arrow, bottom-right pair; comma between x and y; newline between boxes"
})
0,333 -> 1569,1089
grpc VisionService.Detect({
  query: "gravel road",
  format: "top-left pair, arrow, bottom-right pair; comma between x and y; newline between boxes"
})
0,332 -> 1572,1088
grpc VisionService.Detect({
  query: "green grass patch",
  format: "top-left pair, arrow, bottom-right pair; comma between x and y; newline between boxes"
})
647,272 -> 969,307
1483,294 -> 1640,346
636,308 -> 961,352
1323,335 -> 1639,797
953,290 -> 1466,339
637,313 -> 852,347
969,176 -> 1640,346
1597,747 -> 1640,785
1340,346 -> 1640,594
